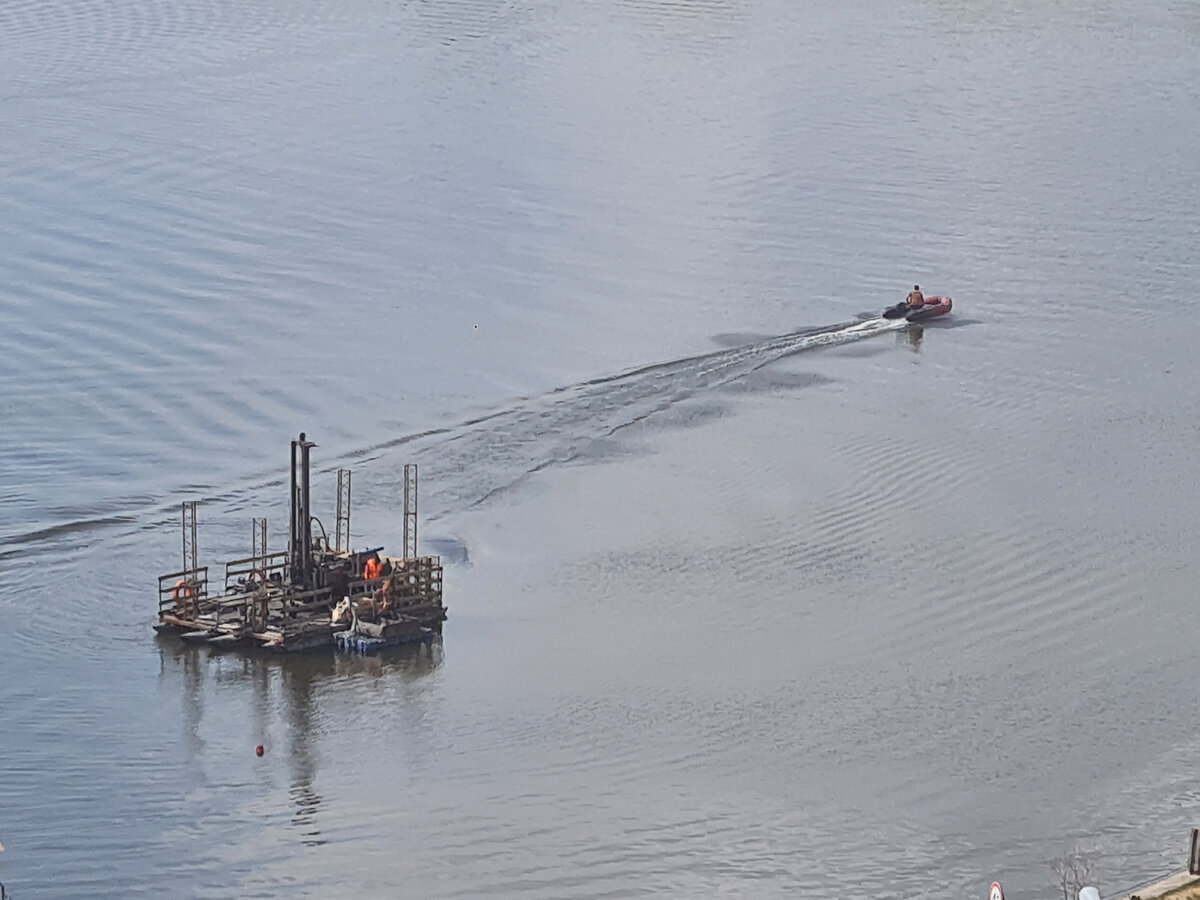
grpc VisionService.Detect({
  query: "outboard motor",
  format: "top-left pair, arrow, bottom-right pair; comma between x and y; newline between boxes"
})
1079,888 -> 1101,900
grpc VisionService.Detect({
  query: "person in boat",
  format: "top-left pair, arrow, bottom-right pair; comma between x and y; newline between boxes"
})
905,285 -> 924,309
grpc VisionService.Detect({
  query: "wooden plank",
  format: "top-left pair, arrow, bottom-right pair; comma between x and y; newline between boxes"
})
225,551 -> 288,568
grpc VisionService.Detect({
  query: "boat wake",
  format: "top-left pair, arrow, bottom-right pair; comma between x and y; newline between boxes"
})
358,316 -> 907,522
0,316 -> 905,557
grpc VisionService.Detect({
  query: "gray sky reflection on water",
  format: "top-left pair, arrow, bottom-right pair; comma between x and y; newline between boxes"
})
1,0 -> 1200,897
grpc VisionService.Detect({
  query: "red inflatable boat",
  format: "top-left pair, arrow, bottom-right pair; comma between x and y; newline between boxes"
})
882,295 -> 953,322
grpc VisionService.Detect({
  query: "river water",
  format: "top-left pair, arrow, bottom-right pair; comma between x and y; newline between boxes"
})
2,1 -> 1199,897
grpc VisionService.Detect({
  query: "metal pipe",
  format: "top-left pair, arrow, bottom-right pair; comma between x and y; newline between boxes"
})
289,437 -> 298,581
298,433 -> 315,586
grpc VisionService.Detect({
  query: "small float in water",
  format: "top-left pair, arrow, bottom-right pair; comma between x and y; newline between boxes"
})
155,433 -> 446,653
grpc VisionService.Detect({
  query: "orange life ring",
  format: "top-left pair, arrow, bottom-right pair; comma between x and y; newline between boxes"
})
172,579 -> 194,602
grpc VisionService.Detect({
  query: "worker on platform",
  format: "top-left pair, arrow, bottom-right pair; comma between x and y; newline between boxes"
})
373,577 -> 393,615
328,562 -> 349,599
363,553 -> 383,581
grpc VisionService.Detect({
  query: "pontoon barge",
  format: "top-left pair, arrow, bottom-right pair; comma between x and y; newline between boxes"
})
155,433 -> 445,653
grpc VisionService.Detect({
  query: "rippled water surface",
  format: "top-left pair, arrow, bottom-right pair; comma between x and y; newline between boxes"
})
3,1 -> 1200,896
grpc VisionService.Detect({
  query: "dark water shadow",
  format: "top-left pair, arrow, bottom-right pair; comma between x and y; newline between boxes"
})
824,342 -> 894,359
153,638 -> 445,686
0,514 -> 137,561
709,332 -> 777,348
425,535 -> 470,566
716,369 -> 834,394
920,316 -> 981,329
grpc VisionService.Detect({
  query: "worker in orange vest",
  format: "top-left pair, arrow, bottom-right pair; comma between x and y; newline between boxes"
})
363,555 -> 383,581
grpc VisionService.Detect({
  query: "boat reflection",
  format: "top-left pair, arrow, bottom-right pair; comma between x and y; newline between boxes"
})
900,325 -> 924,352
159,638 -> 443,847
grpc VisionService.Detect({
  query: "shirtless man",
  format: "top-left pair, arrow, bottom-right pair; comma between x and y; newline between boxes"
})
905,284 -> 924,308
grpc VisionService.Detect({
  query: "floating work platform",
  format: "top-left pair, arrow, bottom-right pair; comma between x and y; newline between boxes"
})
155,432 -> 446,653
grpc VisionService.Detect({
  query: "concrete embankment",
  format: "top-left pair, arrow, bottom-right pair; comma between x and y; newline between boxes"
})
1122,871 -> 1200,899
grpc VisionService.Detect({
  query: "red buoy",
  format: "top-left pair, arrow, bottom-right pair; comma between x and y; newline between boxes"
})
255,744 -> 264,757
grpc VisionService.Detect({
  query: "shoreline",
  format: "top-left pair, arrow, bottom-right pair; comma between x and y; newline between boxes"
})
1121,871 -> 1200,900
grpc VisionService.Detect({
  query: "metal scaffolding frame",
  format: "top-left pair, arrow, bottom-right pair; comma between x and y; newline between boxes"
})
181,500 -> 199,578
253,517 -> 268,572
335,468 -> 352,553
403,464 -> 418,561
